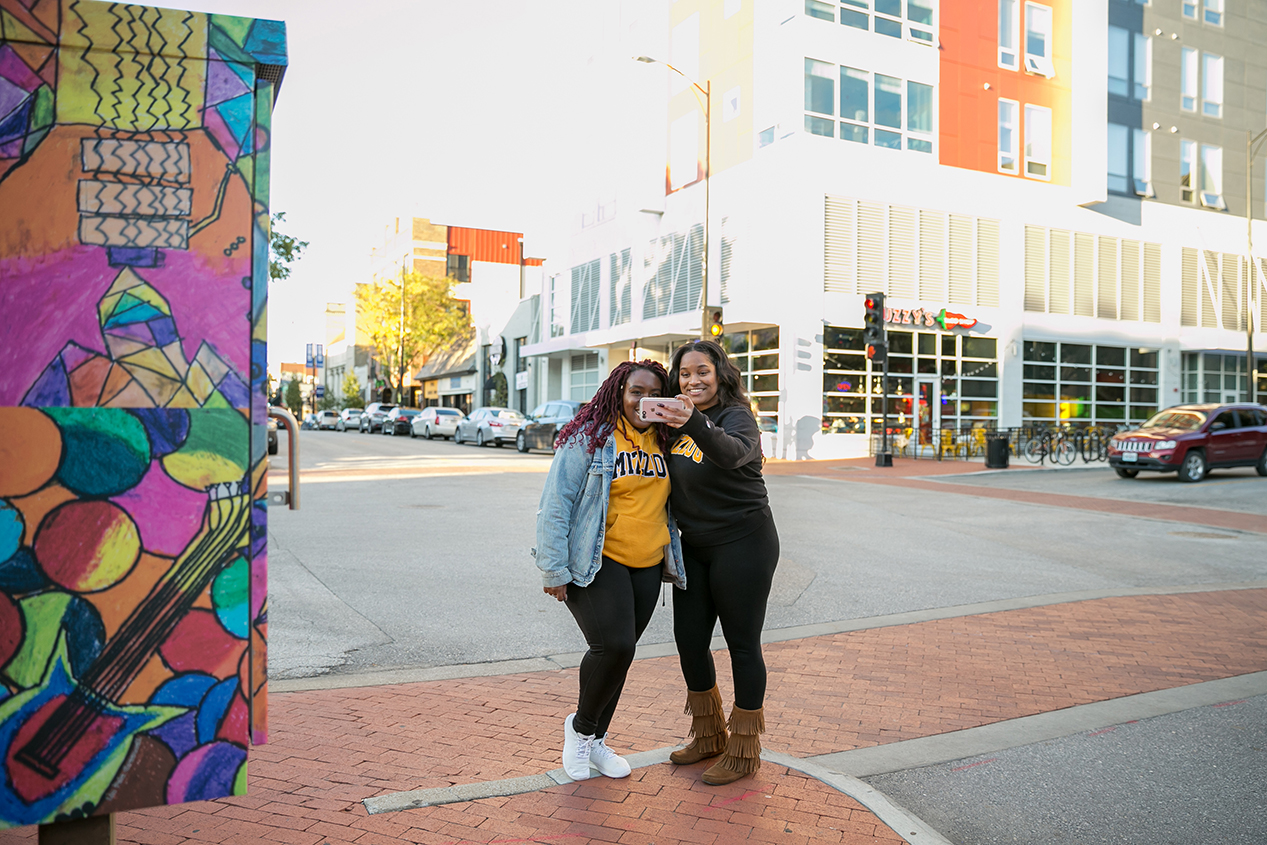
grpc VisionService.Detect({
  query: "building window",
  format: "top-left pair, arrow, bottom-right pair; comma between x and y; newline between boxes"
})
1203,0 -> 1222,25
999,0 -> 1018,69
807,0 -> 935,43
1023,342 -> 1159,425
1201,53 -> 1223,117
1108,26 -> 1129,96
1024,3 -> 1054,77
548,274 -> 564,338
569,258 -> 600,334
1107,124 -> 1128,192
823,328 -> 999,434
805,58 -> 835,136
1199,144 -> 1224,208
721,328 -> 780,431
1182,0 -> 1197,17
1183,353 -> 1249,403
447,253 -> 470,283
569,353 -> 599,402
1133,33 -> 1151,100
807,60 -> 933,154
1024,104 -> 1051,179
1180,139 -> 1196,202
1180,48 -> 1197,111
1132,129 -> 1152,196
998,99 -> 1019,173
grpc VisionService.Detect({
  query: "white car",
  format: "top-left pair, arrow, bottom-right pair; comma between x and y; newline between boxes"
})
410,406 -> 465,440
316,410 -> 340,430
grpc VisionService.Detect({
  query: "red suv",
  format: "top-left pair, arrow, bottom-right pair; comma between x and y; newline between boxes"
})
1108,403 -> 1267,482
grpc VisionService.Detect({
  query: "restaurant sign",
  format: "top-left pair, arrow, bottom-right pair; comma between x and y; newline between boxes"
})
885,306 -> 978,331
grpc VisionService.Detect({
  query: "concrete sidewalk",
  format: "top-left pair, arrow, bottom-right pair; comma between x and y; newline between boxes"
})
6,584 -> 1265,845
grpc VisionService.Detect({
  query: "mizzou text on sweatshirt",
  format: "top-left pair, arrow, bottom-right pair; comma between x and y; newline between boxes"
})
667,402 -> 770,546
602,421 -> 671,568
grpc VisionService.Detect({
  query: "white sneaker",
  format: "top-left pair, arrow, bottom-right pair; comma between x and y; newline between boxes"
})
588,734 -> 631,778
562,714 -> 594,780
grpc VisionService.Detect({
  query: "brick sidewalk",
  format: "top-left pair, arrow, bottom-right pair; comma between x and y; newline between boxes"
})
6,589 -> 1265,844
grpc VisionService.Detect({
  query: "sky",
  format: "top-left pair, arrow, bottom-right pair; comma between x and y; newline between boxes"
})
158,0 -> 634,366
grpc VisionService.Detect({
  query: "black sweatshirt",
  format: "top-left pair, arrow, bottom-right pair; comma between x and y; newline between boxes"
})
667,402 -> 771,546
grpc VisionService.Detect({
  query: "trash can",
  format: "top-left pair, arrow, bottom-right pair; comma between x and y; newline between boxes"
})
985,432 -> 1010,468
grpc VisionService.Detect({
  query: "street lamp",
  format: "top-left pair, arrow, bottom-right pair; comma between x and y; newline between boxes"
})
636,55 -> 712,340
1246,128 -> 1267,403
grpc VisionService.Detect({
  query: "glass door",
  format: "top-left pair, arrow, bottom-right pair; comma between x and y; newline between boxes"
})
915,378 -> 939,456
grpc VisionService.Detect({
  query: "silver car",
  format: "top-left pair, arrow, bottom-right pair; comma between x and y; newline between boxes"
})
336,408 -> 363,432
410,406 -> 465,439
454,407 -> 525,447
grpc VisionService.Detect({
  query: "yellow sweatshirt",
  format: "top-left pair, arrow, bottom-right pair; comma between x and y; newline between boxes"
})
603,421 -> 671,568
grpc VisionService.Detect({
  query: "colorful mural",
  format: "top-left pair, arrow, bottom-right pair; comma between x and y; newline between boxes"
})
0,0 -> 284,827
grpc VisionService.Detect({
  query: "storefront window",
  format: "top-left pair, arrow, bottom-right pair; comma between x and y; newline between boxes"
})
823,327 -> 999,433
1181,352 -> 1252,403
1024,342 -> 1158,425
722,328 -> 780,431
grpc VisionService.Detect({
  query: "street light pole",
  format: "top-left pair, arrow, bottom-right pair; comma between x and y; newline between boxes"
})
1247,128 -> 1267,403
636,56 -> 711,340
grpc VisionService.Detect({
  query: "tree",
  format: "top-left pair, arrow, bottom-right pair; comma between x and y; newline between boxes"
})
342,372 -> 362,408
283,378 -> 303,417
354,270 -> 470,403
318,393 -> 340,412
269,212 -> 309,282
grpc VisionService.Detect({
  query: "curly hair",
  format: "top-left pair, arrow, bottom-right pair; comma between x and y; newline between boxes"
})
554,359 -> 674,454
670,339 -> 751,412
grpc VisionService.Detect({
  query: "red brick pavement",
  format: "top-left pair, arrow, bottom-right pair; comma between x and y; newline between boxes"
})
5,588 -> 1264,844
765,457 -> 1267,534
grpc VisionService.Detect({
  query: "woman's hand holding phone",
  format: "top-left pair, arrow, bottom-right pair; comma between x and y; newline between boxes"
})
644,394 -> 694,427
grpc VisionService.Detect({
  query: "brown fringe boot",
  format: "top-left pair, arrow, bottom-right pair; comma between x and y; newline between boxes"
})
701,706 -> 764,785
669,685 -> 728,765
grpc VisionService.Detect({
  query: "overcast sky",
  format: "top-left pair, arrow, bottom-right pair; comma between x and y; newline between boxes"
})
159,0 -> 625,365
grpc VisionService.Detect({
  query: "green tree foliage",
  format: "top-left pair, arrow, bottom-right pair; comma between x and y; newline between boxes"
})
283,378 -> 303,417
318,393 -> 341,412
270,212 -> 309,282
354,270 -> 470,401
489,371 -> 508,408
342,372 -> 362,409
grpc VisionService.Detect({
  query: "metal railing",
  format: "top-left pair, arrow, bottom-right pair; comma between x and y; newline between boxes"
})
868,423 -> 1134,465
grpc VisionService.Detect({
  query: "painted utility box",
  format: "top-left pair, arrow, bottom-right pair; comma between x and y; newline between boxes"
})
0,0 -> 284,827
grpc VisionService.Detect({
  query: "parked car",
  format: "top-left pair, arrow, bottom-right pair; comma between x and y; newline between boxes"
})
381,407 -> 420,436
336,408 -> 363,432
267,412 -> 279,455
1107,403 -> 1267,482
454,406 -> 525,447
359,402 -> 397,433
411,406 -> 465,439
516,400 -> 581,452
317,410 -> 340,430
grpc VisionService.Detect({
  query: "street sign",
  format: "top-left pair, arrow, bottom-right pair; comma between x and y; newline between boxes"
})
314,343 -> 324,368
314,385 -> 325,399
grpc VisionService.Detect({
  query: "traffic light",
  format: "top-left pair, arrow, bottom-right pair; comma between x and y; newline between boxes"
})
706,307 -> 724,338
863,292 -> 886,363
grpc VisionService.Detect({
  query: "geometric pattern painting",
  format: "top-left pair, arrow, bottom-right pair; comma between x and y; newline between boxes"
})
0,0 -> 284,828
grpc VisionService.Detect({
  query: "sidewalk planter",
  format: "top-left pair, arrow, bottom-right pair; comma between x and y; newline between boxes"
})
0,0 -> 285,828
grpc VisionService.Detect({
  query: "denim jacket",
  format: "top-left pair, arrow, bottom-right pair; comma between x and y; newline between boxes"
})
533,431 -> 687,590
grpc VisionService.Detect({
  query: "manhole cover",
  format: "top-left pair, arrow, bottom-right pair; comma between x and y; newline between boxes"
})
1168,531 -> 1236,539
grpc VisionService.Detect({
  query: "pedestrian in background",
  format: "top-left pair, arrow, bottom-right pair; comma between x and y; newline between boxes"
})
534,360 -> 687,781
648,339 -> 779,786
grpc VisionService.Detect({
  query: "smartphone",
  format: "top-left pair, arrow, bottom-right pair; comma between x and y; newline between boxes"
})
638,397 -> 686,421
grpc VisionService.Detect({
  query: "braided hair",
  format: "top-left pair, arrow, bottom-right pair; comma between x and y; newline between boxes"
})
554,359 -> 673,454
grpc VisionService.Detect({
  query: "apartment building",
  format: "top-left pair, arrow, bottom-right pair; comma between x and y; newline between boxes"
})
521,0 -> 1267,459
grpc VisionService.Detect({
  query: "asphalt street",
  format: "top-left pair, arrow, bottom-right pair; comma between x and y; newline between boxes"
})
266,428 -> 1267,679
865,694 -> 1267,845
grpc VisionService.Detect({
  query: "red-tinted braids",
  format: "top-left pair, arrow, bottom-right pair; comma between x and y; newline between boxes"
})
554,359 -> 673,454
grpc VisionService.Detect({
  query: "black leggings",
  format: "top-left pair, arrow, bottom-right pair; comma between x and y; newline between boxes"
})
566,558 -> 662,737
673,513 -> 779,711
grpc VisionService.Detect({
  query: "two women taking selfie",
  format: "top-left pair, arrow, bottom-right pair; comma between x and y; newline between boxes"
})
535,340 -> 778,786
